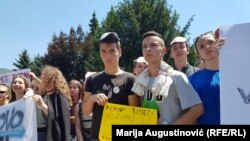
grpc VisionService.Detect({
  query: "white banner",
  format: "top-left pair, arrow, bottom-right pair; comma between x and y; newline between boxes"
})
0,97 -> 37,141
220,22 -> 250,124
0,68 -> 30,86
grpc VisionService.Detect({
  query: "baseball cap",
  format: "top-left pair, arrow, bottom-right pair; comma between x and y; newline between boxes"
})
100,32 -> 120,42
134,56 -> 148,65
170,36 -> 187,46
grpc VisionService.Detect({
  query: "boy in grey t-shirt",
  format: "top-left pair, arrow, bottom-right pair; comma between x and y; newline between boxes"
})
132,31 -> 204,124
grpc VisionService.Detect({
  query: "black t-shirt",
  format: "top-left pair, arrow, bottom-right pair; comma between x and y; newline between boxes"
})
85,71 -> 136,139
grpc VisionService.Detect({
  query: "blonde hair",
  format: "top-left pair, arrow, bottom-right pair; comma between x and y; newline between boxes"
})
31,79 -> 41,94
0,83 -> 10,103
40,65 -> 72,106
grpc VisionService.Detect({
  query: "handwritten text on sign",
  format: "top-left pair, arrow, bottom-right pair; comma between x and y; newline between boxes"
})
99,103 -> 157,141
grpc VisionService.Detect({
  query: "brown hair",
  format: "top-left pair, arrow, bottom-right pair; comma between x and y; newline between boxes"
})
9,76 -> 30,103
68,79 -> 83,102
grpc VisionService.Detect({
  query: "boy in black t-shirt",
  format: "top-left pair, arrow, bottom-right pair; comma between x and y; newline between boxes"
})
83,32 -> 139,140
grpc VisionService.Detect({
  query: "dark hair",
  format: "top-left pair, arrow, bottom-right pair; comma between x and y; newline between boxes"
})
193,31 -> 214,52
142,31 -> 163,40
142,31 -> 165,47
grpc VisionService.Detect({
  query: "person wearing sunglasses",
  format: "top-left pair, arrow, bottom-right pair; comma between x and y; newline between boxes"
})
189,30 -> 225,124
170,36 -> 200,77
132,31 -> 204,125
0,83 -> 10,106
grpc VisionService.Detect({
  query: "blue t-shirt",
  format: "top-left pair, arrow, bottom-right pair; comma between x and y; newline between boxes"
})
189,69 -> 220,124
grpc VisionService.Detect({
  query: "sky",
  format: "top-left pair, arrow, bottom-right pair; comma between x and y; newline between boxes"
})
1,0 -> 249,69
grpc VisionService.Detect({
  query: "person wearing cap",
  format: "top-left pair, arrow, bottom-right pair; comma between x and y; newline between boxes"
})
189,31 -> 225,124
133,56 -> 148,77
132,31 -> 203,125
83,32 -> 139,140
170,36 -> 200,77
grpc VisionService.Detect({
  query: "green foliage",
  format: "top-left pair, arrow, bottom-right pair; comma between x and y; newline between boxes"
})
42,25 -> 90,81
13,50 -> 42,76
99,0 -> 194,71
85,12 -> 104,72
30,54 -> 43,76
13,49 -> 32,69
188,47 -> 198,66
15,0 -> 198,80
89,12 -> 99,35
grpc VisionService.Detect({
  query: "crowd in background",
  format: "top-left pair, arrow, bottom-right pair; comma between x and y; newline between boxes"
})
0,29 -> 224,141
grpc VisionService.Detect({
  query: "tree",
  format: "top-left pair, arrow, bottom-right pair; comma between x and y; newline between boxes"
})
42,25 -> 90,81
13,49 -> 32,69
13,50 -> 42,76
85,12 -> 103,72
99,0 -> 193,71
30,54 -> 43,76
89,12 -> 99,35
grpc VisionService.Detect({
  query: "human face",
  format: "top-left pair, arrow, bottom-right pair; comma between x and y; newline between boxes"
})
196,34 -> 219,61
142,36 -> 166,64
170,42 -> 189,61
0,85 -> 8,99
12,77 -> 26,95
40,72 -> 49,85
69,83 -> 79,98
134,62 -> 147,77
100,43 -> 121,68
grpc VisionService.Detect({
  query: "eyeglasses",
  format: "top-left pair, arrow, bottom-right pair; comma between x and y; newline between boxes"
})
193,31 -> 214,48
0,91 -> 6,94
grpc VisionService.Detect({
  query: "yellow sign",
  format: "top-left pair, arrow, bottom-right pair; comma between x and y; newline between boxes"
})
99,103 -> 157,141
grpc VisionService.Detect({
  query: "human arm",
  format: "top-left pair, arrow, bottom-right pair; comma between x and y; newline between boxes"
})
75,103 -> 84,141
170,103 -> 204,125
29,72 -> 42,83
128,94 -> 140,107
32,94 -> 48,116
172,72 -> 204,124
83,91 -> 108,115
70,116 -> 76,125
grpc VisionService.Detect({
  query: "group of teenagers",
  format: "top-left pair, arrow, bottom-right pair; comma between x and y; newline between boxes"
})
0,30 -> 225,141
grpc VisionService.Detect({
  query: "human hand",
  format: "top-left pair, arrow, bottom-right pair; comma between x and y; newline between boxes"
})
23,88 -> 34,99
214,37 -> 226,49
91,93 -> 108,106
32,94 -> 45,108
29,72 -> 36,79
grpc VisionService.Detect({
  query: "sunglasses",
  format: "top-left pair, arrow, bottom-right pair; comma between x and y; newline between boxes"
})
0,91 -> 6,94
193,31 -> 214,48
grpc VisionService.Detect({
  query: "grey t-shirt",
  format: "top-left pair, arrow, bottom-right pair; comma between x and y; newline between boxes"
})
37,95 -> 48,128
143,71 -> 201,124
